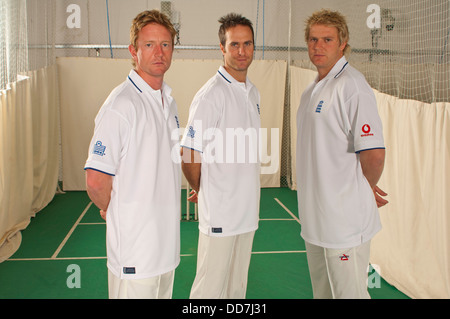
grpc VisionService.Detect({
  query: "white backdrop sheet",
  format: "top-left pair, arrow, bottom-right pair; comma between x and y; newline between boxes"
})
58,57 -> 286,190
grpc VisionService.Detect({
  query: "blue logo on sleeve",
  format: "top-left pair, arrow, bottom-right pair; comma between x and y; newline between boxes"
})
175,115 -> 180,128
93,141 -> 106,156
188,126 -> 196,138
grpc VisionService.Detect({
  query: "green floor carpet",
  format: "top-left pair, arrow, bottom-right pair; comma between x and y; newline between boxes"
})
0,188 -> 409,300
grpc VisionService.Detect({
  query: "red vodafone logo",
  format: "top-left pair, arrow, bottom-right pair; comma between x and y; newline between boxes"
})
362,124 -> 371,134
361,124 -> 374,137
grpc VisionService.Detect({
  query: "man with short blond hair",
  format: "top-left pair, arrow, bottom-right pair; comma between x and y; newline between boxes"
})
296,9 -> 388,299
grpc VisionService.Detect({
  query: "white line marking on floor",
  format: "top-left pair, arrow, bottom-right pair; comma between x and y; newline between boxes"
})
259,218 -> 296,221
7,254 -> 196,261
6,251 -> 310,262
274,198 -> 301,224
252,250 -> 306,254
51,201 -> 93,259
8,257 -> 106,261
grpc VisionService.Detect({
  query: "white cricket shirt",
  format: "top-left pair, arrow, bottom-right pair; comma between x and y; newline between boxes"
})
296,57 -> 385,249
181,66 -> 261,237
85,70 -> 181,279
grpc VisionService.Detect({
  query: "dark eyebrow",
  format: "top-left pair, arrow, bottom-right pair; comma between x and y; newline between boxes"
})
230,40 -> 253,45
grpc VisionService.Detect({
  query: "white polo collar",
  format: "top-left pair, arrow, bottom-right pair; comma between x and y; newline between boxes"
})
331,56 -> 349,79
217,66 -> 252,90
127,69 -> 172,97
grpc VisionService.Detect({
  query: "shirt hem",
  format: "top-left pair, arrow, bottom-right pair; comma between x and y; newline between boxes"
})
301,227 -> 381,249
199,225 -> 258,238
107,258 -> 180,280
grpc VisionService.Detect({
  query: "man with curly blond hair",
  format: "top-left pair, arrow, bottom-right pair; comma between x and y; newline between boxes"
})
85,10 -> 180,299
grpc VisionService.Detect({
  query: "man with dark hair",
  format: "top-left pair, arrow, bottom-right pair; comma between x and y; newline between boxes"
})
218,13 -> 255,47
181,13 -> 260,299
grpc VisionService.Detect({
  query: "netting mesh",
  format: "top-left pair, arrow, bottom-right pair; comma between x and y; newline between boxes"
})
0,0 -> 29,89
343,0 -> 450,103
27,0 -> 56,70
7,0 -> 448,187
4,0 -> 450,102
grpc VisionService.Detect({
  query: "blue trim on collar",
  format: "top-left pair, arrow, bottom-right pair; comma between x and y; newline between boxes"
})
128,75 -> 142,93
218,70 -> 232,83
334,62 -> 349,78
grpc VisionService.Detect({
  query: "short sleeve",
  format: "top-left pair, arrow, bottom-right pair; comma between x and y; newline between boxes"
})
180,94 -> 221,153
84,108 -> 130,175
348,90 -> 385,153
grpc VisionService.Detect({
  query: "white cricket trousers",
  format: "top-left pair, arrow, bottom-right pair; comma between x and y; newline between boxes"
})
305,240 -> 371,299
190,230 -> 255,299
108,269 -> 175,299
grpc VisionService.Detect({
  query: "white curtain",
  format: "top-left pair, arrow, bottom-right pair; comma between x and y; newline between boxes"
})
0,65 -> 59,262
290,65 -> 450,299
0,0 -> 58,262
370,92 -> 450,299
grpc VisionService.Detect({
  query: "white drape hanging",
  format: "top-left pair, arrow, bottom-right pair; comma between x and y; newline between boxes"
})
0,0 -> 58,262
